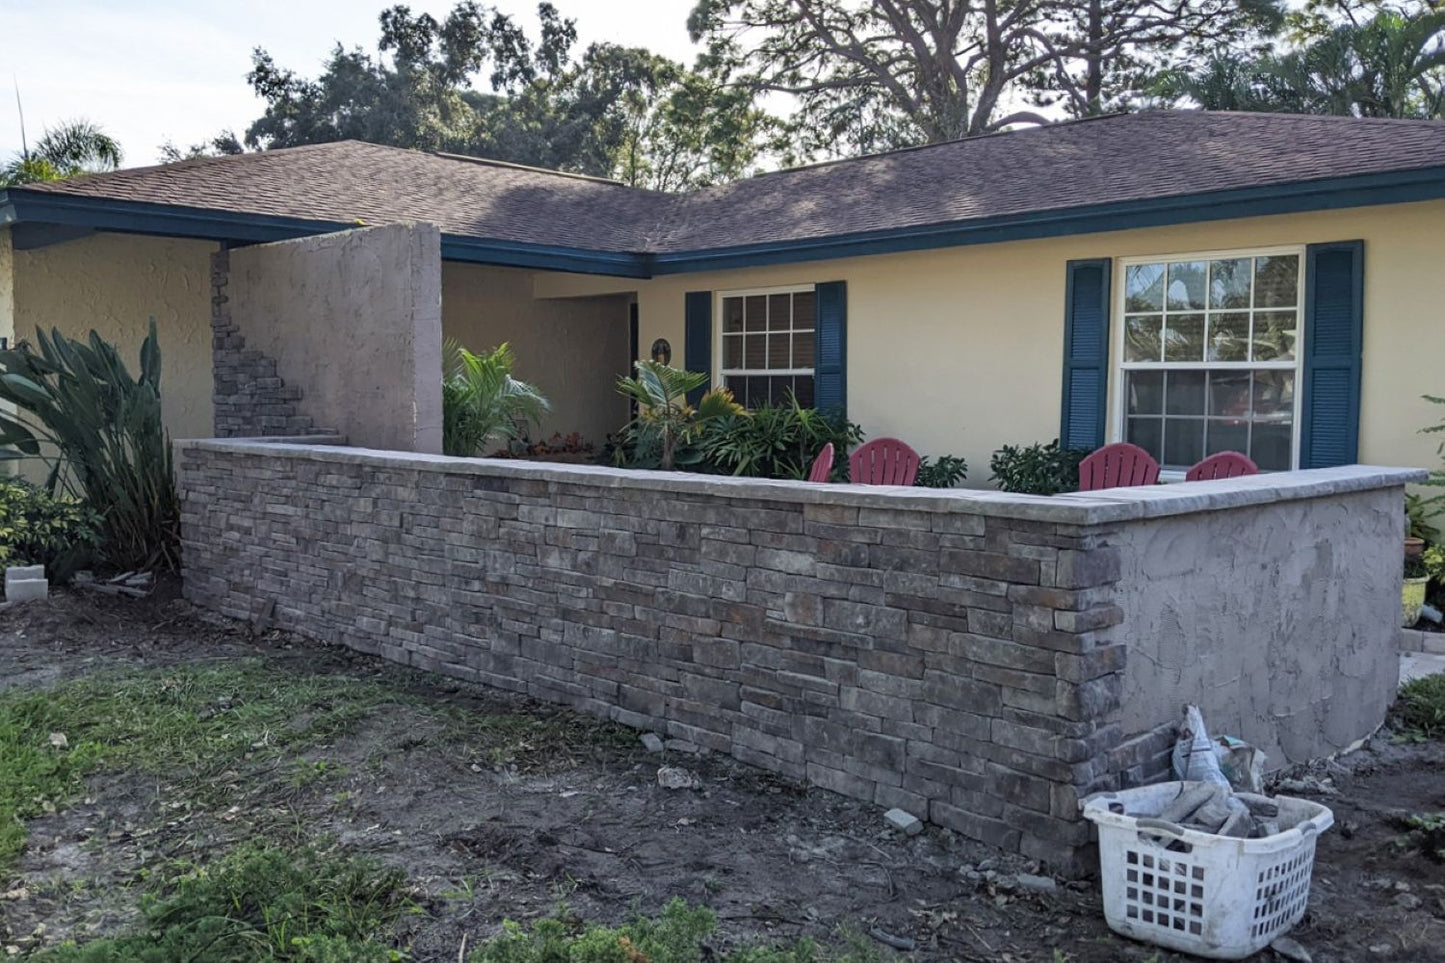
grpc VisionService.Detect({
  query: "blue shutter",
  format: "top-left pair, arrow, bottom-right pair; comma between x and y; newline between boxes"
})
1060,259 -> 1112,452
683,290 -> 712,406
814,281 -> 847,414
1300,241 -> 1364,468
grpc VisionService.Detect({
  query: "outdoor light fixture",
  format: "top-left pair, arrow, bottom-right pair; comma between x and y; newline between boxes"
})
651,338 -> 672,365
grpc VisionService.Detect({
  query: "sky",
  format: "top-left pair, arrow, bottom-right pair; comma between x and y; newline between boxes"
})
0,0 -> 701,167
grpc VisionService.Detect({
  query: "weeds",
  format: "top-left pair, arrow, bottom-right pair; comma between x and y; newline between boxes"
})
35,842 -> 414,961
1397,673 -> 1445,739
1394,812 -> 1445,861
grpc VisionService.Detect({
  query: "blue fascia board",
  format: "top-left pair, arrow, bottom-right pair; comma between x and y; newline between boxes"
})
647,165 -> 1445,275
439,236 -> 649,277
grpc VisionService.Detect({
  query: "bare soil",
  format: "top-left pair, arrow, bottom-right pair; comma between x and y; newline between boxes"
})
1,589 -> 1443,962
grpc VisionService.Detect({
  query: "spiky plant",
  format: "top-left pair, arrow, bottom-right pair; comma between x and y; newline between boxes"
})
615,360 -> 744,471
0,322 -> 177,571
441,340 -> 551,457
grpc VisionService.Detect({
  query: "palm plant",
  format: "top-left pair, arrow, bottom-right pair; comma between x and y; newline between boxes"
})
614,360 -> 744,471
0,322 -> 177,571
441,340 -> 550,457
2,119 -> 124,186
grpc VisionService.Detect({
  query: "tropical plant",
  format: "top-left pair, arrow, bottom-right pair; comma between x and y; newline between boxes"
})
1,119 -> 123,186
989,439 -> 1090,495
1422,394 -> 1445,516
915,454 -> 969,489
1408,492 -> 1440,544
698,393 -> 862,480
0,323 -> 177,571
0,479 -> 101,579
614,361 -> 744,471
441,340 -> 550,458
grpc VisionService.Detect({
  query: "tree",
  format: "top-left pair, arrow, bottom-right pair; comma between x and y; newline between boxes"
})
1,119 -> 123,186
158,132 -> 245,164
1164,3 -> 1445,118
242,2 -> 773,190
686,0 -> 1282,158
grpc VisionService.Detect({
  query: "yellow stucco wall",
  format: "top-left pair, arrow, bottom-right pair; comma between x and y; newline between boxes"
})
537,199 -> 1445,480
443,262 -> 631,446
7,231 -> 216,442
0,228 -> 14,348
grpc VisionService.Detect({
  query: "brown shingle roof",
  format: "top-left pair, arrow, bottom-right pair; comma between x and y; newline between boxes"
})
15,111 -> 1445,257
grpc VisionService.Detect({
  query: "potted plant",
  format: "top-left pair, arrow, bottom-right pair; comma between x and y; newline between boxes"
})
1405,554 -> 1430,628
1406,494 -> 1437,557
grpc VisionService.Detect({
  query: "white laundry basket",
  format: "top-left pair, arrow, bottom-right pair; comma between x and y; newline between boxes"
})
1082,782 -> 1334,960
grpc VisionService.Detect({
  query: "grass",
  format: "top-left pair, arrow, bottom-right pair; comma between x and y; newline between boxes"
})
1397,673 -> 1445,739
33,841 -> 415,961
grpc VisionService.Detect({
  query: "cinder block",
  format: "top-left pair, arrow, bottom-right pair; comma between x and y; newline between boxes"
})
6,578 -> 48,603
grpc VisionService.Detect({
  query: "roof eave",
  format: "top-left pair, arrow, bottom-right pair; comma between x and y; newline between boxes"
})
650,164 -> 1445,274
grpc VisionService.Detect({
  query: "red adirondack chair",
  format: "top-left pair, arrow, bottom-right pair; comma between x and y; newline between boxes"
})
1185,450 -> 1259,482
1077,442 -> 1161,491
849,437 -> 921,486
806,443 -> 835,483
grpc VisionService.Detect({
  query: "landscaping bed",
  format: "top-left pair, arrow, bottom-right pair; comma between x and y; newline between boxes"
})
1,590 -> 1443,961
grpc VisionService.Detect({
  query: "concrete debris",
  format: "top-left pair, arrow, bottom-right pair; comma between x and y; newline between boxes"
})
1270,936 -> 1312,962
884,808 -> 922,835
639,733 -> 665,753
4,564 -> 47,603
656,766 -> 701,790
1394,893 -> 1422,911
73,570 -> 153,598
664,739 -> 703,755
1013,873 -> 1057,893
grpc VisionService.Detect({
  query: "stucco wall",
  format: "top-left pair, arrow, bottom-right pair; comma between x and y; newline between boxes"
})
0,228 -> 14,348
1108,484 -> 1402,765
228,223 -> 443,453
442,262 -> 630,446
536,199 -> 1445,481
7,231 -> 215,442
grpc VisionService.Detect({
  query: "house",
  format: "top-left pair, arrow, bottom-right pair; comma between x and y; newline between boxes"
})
1,110 -> 1443,479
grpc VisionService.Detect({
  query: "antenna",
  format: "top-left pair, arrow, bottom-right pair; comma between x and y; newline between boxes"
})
13,76 -> 27,159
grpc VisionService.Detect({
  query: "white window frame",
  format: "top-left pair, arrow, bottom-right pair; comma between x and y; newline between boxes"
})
1111,245 -> 1307,476
714,284 -> 817,397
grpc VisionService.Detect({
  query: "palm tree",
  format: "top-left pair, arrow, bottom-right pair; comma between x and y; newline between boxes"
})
2,119 -> 124,187
441,340 -> 551,457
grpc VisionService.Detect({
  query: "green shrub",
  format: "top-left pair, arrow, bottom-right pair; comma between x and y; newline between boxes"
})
0,478 -> 100,578
699,395 -> 863,481
0,323 -> 177,570
1398,673 -> 1445,739
914,455 -> 968,489
37,843 -> 412,961
443,340 -> 550,457
989,439 -> 1088,495
614,362 -> 744,471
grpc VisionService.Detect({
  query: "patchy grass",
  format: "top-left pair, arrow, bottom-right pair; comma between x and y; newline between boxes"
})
34,842 -> 415,961
1398,673 -> 1445,739
469,901 -> 892,963
1393,811 -> 1445,862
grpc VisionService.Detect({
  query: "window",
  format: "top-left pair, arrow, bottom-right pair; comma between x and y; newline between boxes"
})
717,287 -> 815,408
1117,250 -> 1303,472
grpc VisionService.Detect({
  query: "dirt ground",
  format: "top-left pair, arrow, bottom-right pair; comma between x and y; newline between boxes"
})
1,589 -> 1444,962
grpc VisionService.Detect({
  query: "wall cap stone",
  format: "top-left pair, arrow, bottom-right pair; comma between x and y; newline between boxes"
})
174,439 -> 1425,525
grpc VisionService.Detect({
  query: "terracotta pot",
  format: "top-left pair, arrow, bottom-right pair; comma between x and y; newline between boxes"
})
1406,536 -> 1426,557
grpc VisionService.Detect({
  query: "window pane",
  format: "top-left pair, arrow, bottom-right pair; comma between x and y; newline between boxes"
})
744,295 -> 767,332
1164,419 -> 1204,468
1254,255 -> 1299,308
1207,371 -> 1251,418
768,333 -> 790,369
1126,370 -> 1164,415
1163,313 -> 1205,362
1207,312 -> 1250,361
1252,422 -> 1293,471
1125,264 -> 1165,312
1166,261 -> 1207,310
722,333 -> 743,369
722,297 -> 744,334
1206,419 -> 1249,457
793,330 -> 815,367
1252,311 -> 1297,362
1125,315 -> 1163,362
1127,417 -> 1163,461
1165,371 -> 1206,416
1208,259 -> 1251,310
1252,370 -> 1294,419
744,334 -> 767,368
793,292 -> 816,328
768,293 -> 792,331
792,376 -> 815,408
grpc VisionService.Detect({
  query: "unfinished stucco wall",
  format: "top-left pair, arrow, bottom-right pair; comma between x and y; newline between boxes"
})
1109,482 -> 1402,766
443,262 -> 630,446
0,228 -> 14,348
8,231 -> 214,441
228,223 -> 443,453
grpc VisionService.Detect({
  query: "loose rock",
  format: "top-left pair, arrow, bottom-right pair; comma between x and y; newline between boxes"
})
1271,936 -> 1312,962
640,733 -> 664,753
884,808 -> 923,836
657,766 -> 701,790
1014,873 -> 1057,893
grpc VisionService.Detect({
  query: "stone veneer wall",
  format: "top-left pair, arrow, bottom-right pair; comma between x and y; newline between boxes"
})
177,440 -> 1420,871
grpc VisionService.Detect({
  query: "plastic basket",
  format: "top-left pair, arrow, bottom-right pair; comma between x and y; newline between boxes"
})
1081,782 -> 1333,960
